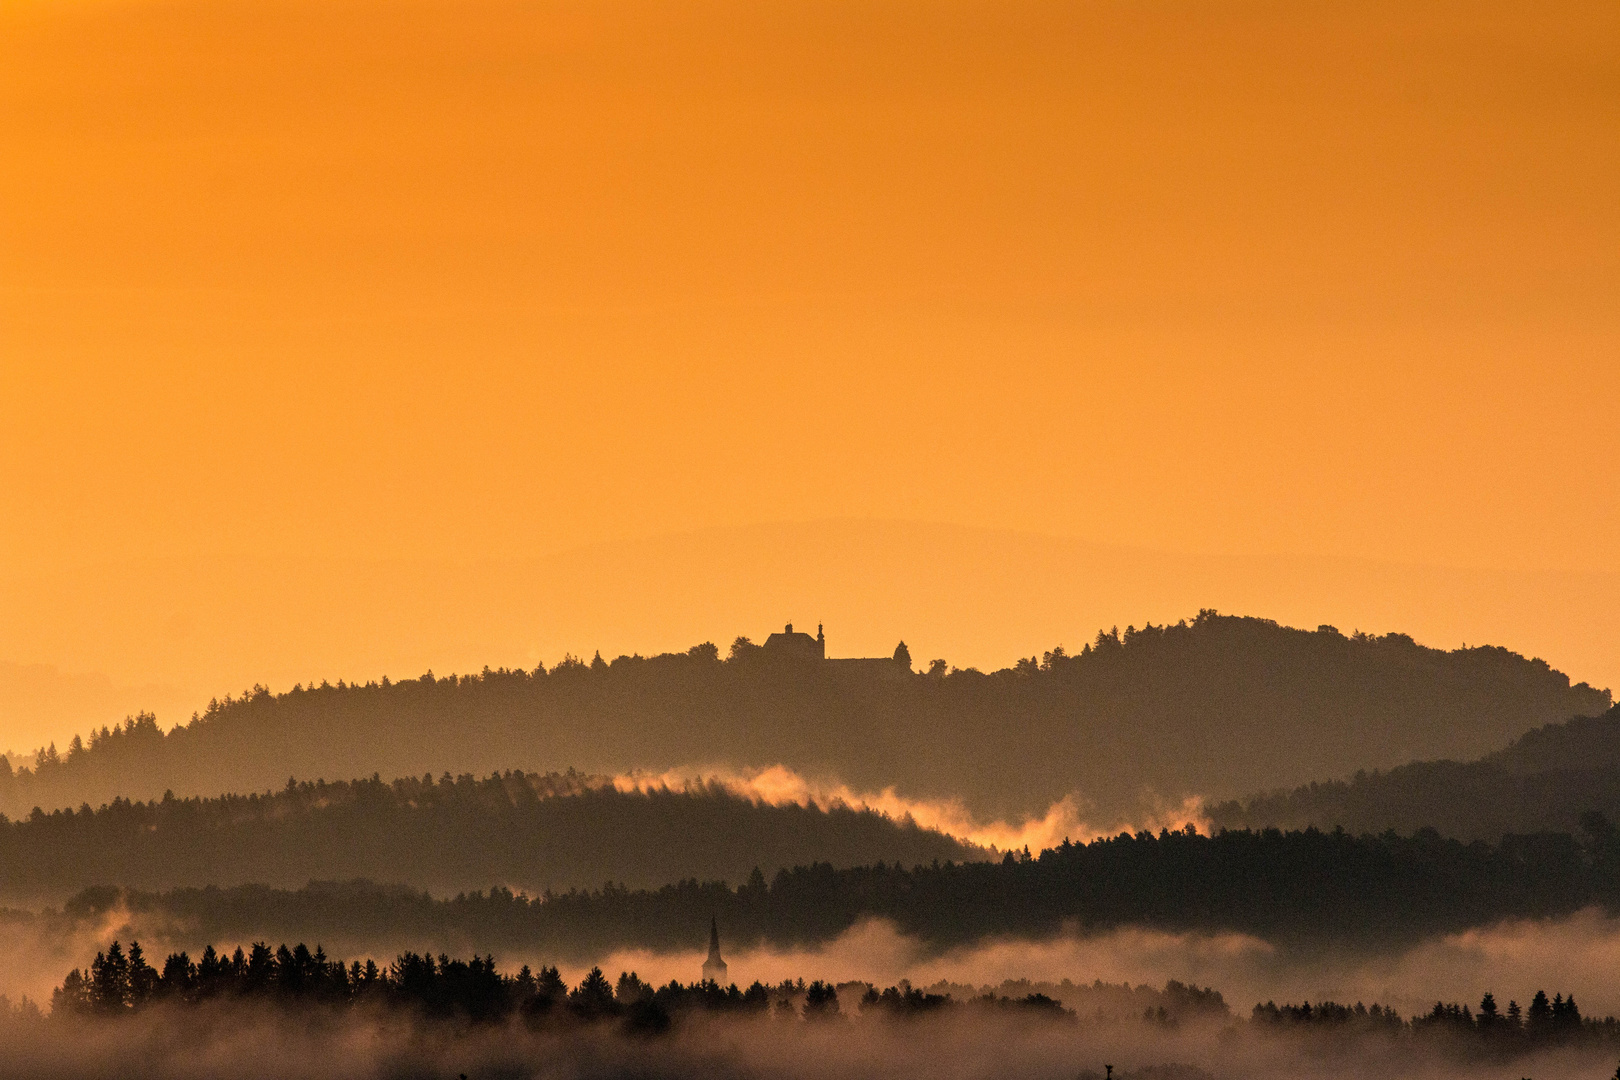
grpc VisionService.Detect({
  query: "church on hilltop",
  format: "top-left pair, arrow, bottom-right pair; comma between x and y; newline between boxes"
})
763,622 -> 826,660
760,623 -> 911,675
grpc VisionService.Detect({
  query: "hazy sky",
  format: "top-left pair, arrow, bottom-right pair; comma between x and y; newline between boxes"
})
2,0 -> 1616,747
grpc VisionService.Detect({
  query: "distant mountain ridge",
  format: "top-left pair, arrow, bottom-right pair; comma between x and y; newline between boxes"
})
1209,704 -> 1620,839
0,612 -> 1606,820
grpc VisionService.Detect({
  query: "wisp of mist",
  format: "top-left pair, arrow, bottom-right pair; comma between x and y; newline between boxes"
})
611,762 -> 1210,851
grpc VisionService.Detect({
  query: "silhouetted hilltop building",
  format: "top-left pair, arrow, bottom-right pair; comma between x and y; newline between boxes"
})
764,623 -> 825,661
702,917 -> 728,984
761,623 -> 912,677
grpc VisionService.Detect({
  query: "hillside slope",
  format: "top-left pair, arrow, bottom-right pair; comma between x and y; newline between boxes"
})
0,771 -> 980,903
1,612 -> 1607,820
1209,705 -> 1620,839
51,823 -> 1620,963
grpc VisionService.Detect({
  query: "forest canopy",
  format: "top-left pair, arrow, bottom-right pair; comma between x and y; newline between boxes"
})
0,771 -> 979,903
36,820 -> 1620,961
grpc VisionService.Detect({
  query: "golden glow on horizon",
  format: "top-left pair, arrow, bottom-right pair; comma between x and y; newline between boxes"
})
1,0 -> 1616,746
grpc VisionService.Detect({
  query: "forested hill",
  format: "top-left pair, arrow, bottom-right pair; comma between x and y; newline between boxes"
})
0,772 -> 980,903
55,822 -> 1620,961
2,612 -> 1608,820
1210,704 -> 1620,840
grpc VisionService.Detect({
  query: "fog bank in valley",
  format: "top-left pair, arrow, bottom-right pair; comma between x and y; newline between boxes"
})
0,991 -> 1613,1080
14,910 -> 1620,1025
595,912 -> 1620,1023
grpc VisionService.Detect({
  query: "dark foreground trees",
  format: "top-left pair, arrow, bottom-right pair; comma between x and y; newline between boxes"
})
43,937 -> 1620,1064
47,939 -> 1071,1031
1252,991 -> 1619,1050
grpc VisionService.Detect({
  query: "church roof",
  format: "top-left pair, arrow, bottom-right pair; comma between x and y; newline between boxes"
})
764,621 -> 820,649
764,631 -> 818,647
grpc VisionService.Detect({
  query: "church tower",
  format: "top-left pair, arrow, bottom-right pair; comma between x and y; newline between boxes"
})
702,917 -> 728,985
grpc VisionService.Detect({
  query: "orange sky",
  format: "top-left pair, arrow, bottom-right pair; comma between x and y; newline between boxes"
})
1,0 -> 1617,752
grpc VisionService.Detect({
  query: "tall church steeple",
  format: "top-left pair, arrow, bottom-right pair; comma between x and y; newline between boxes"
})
702,917 -> 728,985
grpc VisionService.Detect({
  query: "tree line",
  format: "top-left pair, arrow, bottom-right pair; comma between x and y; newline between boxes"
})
47,938 -> 1070,1030
46,819 -> 1620,961
3,612 -> 1605,823
1253,990 -> 1616,1046
43,937 -> 1620,1058
0,770 -> 976,899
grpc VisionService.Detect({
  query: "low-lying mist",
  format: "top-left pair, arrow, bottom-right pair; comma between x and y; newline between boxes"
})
0,990 -> 1614,1080
611,763 -> 1210,851
13,909 -> 1620,1023
594,912 -> 1620,1022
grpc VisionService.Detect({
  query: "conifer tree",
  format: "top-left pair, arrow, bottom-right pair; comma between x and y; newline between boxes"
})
89,942 -> 130,1013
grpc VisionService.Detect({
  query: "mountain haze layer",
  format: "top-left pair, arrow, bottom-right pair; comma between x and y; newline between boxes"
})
3,614 -> 1604,821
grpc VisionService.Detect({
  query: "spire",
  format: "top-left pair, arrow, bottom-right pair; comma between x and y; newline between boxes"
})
702,916 -> 728,984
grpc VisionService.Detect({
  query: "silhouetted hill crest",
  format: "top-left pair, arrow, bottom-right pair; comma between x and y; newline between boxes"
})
0,612 -> 1606,820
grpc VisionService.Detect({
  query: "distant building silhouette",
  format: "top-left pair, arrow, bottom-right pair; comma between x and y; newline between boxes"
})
702,917 -> 728,984
763,622 -> 825,661
760,623 -> 911,676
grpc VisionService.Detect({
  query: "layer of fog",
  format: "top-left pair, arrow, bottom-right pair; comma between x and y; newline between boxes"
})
612,763 -> 1210,851
0,996 -> 1614,1080
593,911 -> 1620,1019
15,907 -> 1620,1024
